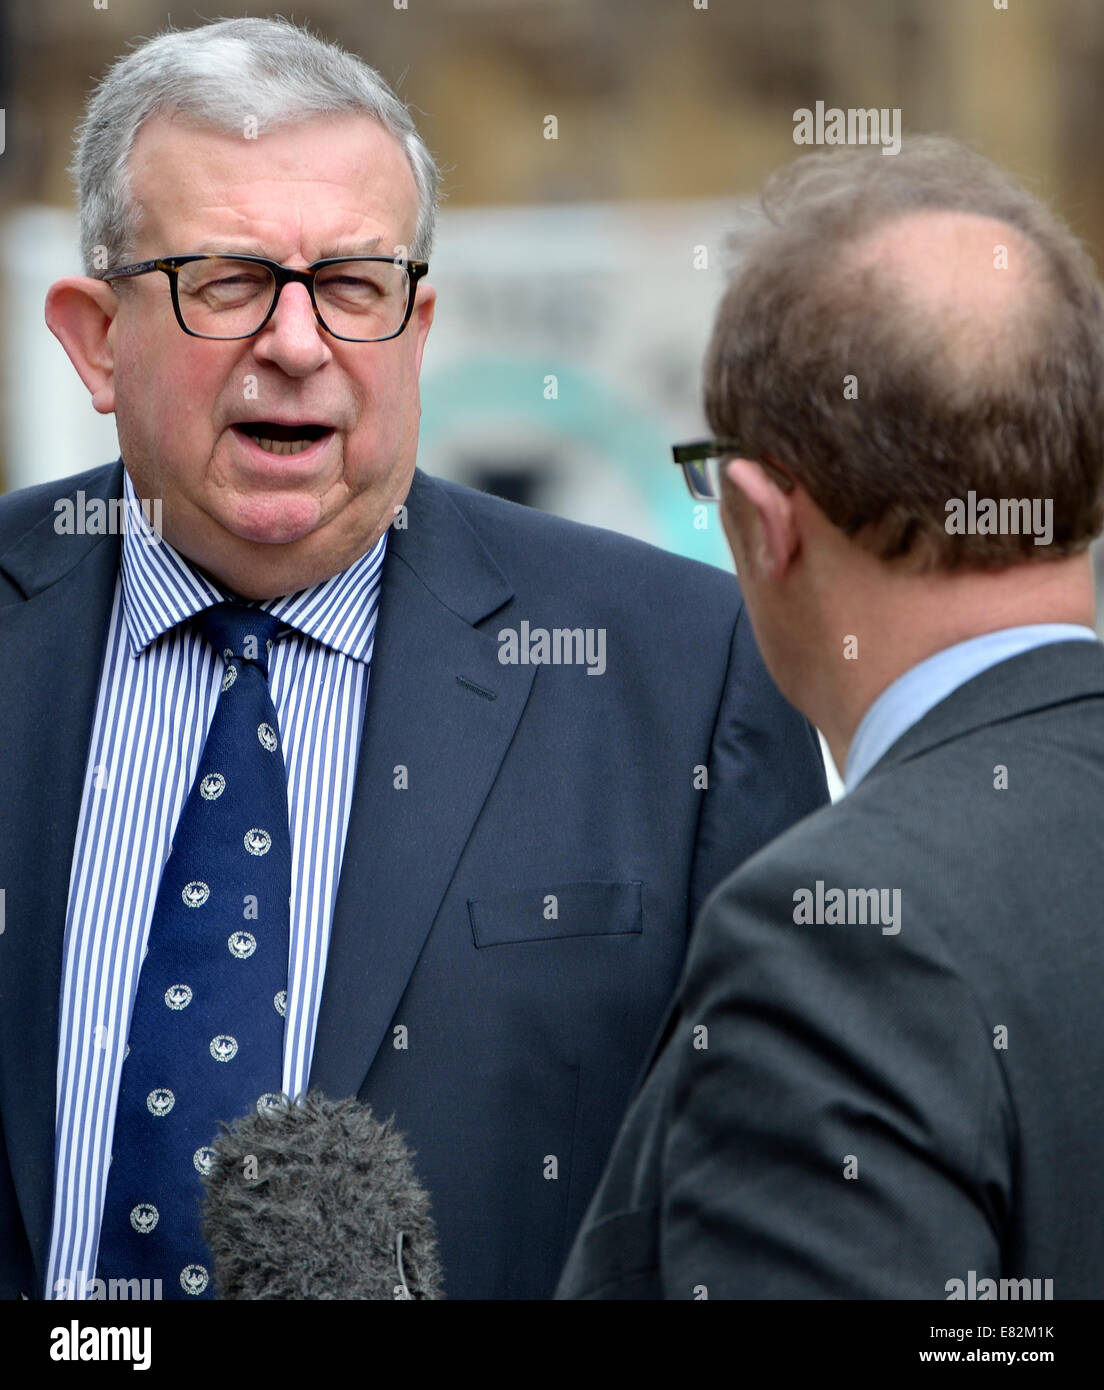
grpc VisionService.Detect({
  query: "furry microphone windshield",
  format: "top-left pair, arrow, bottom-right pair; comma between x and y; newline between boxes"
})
200,1090 -> 444,1299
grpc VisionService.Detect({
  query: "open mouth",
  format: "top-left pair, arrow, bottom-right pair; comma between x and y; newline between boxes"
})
233,422 -> 333,457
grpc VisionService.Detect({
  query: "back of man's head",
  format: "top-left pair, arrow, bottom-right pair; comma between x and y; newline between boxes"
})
705,136 -> 1104,570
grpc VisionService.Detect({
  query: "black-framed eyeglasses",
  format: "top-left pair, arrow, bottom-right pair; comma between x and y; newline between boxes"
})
672,439 -> 795,502
102,253 -> 430,342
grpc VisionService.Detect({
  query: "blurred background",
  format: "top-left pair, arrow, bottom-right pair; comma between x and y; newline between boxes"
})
2,1 -> 1103,778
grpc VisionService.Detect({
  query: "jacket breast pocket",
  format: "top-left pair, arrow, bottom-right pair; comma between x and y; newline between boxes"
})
467,880 -> 643,948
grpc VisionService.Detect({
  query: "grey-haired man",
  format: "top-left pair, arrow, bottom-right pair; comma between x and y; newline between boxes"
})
0,17 -> 826,1299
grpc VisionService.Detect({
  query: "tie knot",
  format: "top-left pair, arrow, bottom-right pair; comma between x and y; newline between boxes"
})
196,602 -> 282,677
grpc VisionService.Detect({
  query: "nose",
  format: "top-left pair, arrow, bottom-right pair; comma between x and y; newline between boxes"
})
250,279 -> 331,376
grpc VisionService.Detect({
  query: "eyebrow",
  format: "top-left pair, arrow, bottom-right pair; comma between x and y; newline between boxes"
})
189,236 -> 385,259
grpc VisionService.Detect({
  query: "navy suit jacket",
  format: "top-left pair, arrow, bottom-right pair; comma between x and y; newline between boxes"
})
0,459 -> 827,1299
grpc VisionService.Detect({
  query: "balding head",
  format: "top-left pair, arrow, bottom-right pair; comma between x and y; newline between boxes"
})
705,137 -> 1104,569
704,139 -> 1103,772
843,211 -> 1054,406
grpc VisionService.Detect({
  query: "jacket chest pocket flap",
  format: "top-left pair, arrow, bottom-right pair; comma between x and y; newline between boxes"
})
467,880 -> 643,948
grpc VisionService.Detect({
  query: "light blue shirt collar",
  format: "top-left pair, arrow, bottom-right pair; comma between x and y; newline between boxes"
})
844,624 -> 1100,791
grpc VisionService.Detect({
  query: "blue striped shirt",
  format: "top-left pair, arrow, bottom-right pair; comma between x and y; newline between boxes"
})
45,467 -> 387,1299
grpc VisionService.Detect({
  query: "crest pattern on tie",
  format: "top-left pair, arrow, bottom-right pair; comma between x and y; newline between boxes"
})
96,602 -> 291,1299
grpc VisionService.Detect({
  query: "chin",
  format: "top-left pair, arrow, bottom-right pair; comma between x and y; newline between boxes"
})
219,494 -> 327,548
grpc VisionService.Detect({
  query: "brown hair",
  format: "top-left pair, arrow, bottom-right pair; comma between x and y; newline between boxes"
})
704,136 -> 1104,568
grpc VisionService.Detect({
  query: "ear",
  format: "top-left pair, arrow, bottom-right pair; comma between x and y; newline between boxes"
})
722,456 -> 800,581
44,276 -> 120,414
408,281 -> 436,376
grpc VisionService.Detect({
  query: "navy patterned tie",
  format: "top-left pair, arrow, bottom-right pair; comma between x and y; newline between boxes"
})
96,602 -> 291,1299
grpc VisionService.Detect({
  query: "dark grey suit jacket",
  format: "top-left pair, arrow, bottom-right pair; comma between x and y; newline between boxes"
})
557,640 -> 1104,1299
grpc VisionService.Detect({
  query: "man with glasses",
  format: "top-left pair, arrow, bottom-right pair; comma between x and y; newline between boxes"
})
0,18 -> 826,1301
559,136 -> 1104,1300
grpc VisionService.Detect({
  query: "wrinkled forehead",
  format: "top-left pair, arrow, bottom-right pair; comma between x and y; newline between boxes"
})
125,111 -> 420,261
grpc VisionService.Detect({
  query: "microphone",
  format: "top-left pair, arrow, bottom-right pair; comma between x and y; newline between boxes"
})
200,1090 -> 443,1299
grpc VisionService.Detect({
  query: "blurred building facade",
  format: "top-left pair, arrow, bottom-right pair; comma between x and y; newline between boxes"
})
4,0 -> 1104,233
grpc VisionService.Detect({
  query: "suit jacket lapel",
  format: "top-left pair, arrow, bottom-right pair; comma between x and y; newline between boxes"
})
0,461 -> 123,1291
309,471 -> 536,1096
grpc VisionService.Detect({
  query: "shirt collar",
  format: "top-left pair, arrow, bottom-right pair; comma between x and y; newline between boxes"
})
118,467 -> 388,663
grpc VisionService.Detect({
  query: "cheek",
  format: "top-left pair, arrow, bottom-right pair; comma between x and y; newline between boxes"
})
350,347 -> 420,445
117,331 -> 229,439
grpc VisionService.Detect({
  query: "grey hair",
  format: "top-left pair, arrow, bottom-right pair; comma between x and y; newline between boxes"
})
71,16 -> 440,274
